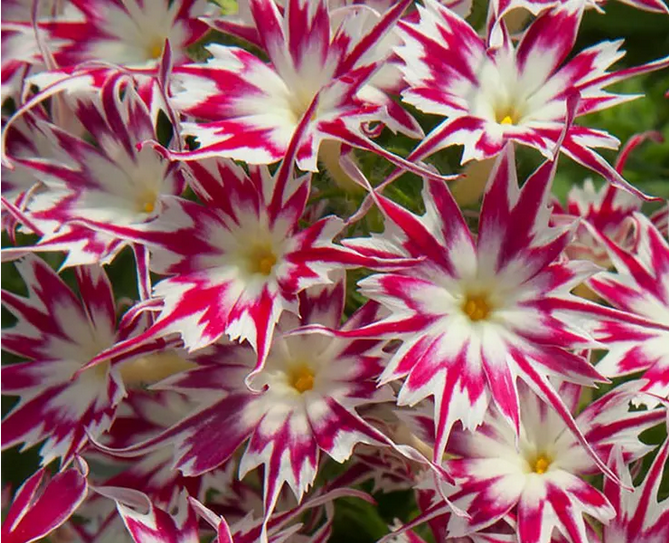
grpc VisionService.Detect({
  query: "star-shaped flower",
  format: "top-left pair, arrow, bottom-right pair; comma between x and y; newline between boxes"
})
602,413 -> 669,543
92,280 -> 411,529
395,0 -> 668,198
550,132 -> 662,268
41,0 -> 210,68
3,74 -> 185,267
168,0 -> 437,178
341,145 -> 614,468
2,256 -> 126,465
586,213 -> 669,399
397,383 -> 664,543
78,142 -> 398,374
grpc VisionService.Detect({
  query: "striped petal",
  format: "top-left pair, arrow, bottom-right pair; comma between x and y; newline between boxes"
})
1,256 -> 125,465
1,461 -> 88,543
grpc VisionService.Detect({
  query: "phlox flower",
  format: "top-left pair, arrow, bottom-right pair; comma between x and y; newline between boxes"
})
107,485 -> 370,543
204,0 -> 472,148
191,487 -> 369,543
395,0 -> 669,198
56,488 -> 133,543
1,256 -> 128,465
68,388 -> 230,543
2,74 -> 185,267
488,0 -> 669,43
385,467 -> 519,543
211,0 -> 472,40
396,459 -> 517,543
0,22 -> 55,103
93,280 -> 413,530
586,213 -> 669,399
399,383 -> 664,543
0,106 -> 75,240
1,0 -> 206,107
1,0 -> 83,103
342,145 -> 609,465
552,179 -> 640,267
340,442 -> 417,494
89,390 -> 204,509
384,518 -> 515,543
99,489 -> 199,543
550,132 -> 662,268
39,0 -> 210,68
1,108 -> 67,207
78,145 -> 394,374
169,0 -> 431,174
602,414 -> 669,543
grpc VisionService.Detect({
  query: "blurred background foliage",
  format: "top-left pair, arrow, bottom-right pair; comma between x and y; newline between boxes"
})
2,0 -> 668,541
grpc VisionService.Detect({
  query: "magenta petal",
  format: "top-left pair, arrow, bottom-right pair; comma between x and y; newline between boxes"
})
101,488 -> 198,543
2,465 -> 88,543
603,415 -> 669,543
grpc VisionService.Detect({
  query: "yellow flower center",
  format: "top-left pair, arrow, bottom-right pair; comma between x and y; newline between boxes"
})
137,189 -> 159,215
532,454 -> 551,474
247,243 -> 278,276
288,364 -> 315,393
148,40 -> 164,59
462,293 -> 492,322
495,106 -> 522,126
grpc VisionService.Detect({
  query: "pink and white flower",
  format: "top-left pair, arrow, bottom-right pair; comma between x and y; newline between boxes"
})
395,0 -> 669,198
1,22 -> 52,103
1,106 -> 74,239
204,0 -> 473,151
341,145 -> 609,465
397,383 -> 664,543
2,108 -> 61,207
68,387 -> 231,543
92,281 -> 407,528
3,74 -> 185,267
169,0 -> 429,173
488,0 -> 669,43
384,518 -> 515,543
0,255 -> 163,466
552,179 -> 641,267
586,213 -> 669,399
40,0 -> 209,69
78,148 -> 391,374
3,0 -> 669,539
550,132 -> 662,268
96,489 -> 199,543
602,414 -> 669,543
107,484 -> 370,543
90,390 -> 204,509
1,0 -> 85,102
1,256 -> 126,465
191,486 -> 371,543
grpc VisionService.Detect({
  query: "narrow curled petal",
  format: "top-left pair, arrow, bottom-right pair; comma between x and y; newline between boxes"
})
98,488 -> 198,543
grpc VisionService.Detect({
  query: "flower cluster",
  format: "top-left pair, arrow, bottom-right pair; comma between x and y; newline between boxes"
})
2,1 -> 668,543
